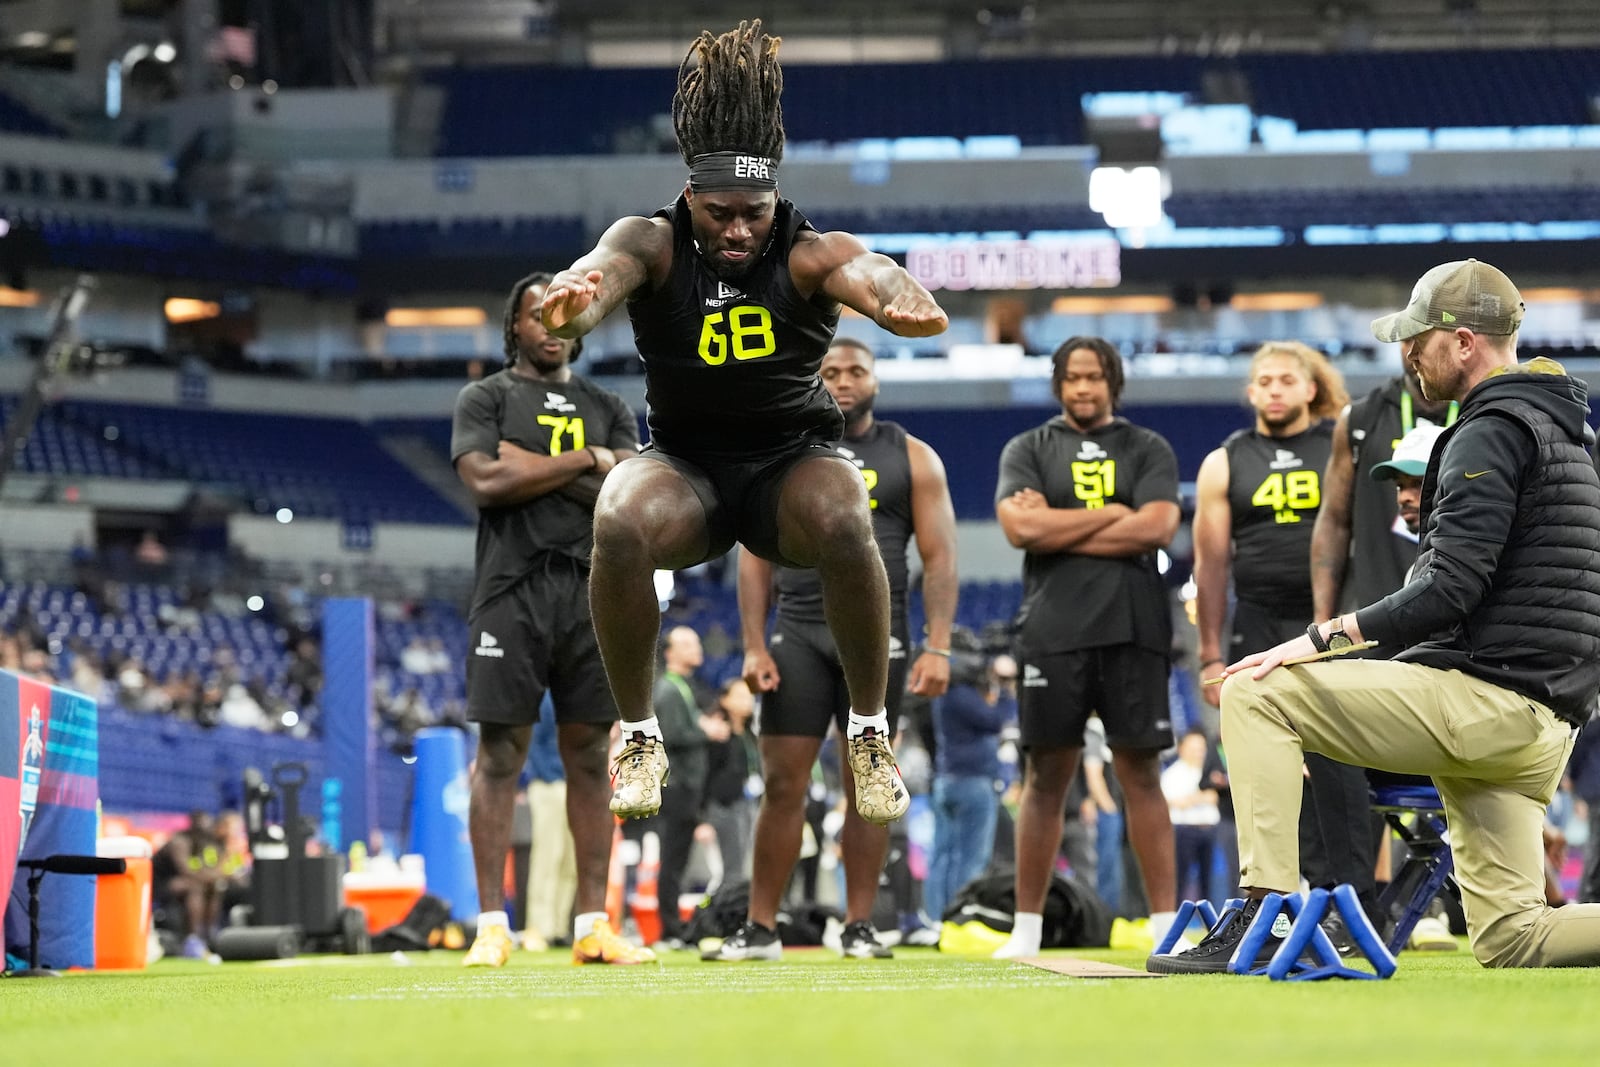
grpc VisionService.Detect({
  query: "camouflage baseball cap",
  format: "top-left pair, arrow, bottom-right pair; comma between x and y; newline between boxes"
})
1370,259 -> 1525,343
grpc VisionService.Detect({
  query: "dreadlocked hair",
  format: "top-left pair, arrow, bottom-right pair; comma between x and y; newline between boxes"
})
501,271 -> 579,365
672,20 -> 785,166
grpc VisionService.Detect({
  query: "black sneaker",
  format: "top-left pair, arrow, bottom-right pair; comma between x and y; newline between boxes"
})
839,920 -> 894,959
1146,898 -> 1297,975
1320,911 -> 1358,958
701,920 -> 783,962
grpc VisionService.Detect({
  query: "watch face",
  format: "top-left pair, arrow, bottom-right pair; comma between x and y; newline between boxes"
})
1328,632 -> 1353,651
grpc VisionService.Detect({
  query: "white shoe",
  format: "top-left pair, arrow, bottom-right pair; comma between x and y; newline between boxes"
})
1407,915 -> 1459,951
610,735 -> 669,818
992,934 -> 1041,959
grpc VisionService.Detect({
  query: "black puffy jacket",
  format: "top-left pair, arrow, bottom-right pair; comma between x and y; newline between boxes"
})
1356,358 -> 1600,724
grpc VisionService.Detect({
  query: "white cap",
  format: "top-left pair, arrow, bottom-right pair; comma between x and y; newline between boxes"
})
1369,422 -> 1446,482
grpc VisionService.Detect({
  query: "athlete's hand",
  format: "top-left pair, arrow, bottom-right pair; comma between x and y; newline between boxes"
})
908,651 -> 950,698
879,291 -> 948,338
1220,630 -> 1319,685
541,269 -> 603,331
743,647 -> 781,693
1200,660 -> 1226,708
698,713 -> 731,743
1008,488 -> 1048,511
585,445 -> 618,474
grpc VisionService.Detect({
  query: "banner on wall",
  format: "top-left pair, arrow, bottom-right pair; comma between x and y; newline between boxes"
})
1,672 -> 100,970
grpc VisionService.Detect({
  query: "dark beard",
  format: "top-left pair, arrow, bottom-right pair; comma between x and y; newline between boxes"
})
1260,407 -> 1307,434
521,350 -> 568,375
843,391 -> 876,433
705,253 -> 757,282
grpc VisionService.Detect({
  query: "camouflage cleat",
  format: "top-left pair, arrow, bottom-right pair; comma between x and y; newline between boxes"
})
573,917 -> 658,965
847,727 -> 910,824
610,734 -> 669,819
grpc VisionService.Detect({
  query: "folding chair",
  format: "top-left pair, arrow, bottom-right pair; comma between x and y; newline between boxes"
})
1371,783 -> 1456,954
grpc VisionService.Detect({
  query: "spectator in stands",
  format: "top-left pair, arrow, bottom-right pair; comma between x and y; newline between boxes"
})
721,337 -> 958,961
391,687 -> 433,738
68,646 -> 106,704
400,636 -> 436,675
286,638 -> 322,710
116,656 -> 149,708
219,681 -> 269,730
702,677 -> 759,886
17,646 -> 53,685
923,650 -> 1016,927
1161,729 -> 1221,905
992,336 -> 1182,958
134,529 -> 169,570
454,271 -> 647,968
539,21 -> 947,839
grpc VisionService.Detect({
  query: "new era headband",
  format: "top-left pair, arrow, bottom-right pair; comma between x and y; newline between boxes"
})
688,151 -> 778,192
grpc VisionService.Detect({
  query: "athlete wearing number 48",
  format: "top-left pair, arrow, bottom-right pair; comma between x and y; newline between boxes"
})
540,21 -> 947,826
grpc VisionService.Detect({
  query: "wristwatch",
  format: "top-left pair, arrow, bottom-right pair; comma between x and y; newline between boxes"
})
1327,620 -> 1353,650
1306,620 -> 1353,654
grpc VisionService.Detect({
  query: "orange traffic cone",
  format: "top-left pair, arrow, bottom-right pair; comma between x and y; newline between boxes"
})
629,831 -> 662,947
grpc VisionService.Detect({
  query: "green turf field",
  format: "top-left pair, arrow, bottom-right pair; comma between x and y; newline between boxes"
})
3,945 -> 1593,1067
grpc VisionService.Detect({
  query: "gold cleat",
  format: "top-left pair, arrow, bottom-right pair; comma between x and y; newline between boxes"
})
572,917 -> 658,965
462,923 -> 513,968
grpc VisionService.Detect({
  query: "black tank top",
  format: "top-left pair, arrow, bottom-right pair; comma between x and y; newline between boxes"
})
625,196 -> 844,458
1344,380 -> 1456,611
777,419 -> 914,624
1223,422 -> 1333,611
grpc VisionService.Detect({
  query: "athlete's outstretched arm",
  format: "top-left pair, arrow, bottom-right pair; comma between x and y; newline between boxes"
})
794,230 -> 948,338
907,435 -> 958,697
541,216 -> 672,339
1310,406 -> 1356,620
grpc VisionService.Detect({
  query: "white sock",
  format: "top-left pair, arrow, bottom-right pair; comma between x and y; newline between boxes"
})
847,709 -> 890,739
1148,910 -> 1179,949
574,911 -> 608,943
992,911 -> 1043,958
624,716 -> 664,742
477,910 -> 508,931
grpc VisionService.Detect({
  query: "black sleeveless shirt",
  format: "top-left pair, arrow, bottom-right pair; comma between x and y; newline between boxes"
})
1223,422 -> 1333,612
625,196 -> 844,459
776,419 -> 915,624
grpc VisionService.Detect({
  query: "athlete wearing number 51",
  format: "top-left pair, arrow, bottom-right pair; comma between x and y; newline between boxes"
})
991,337 -> 1182,958
541,21 -> 947,827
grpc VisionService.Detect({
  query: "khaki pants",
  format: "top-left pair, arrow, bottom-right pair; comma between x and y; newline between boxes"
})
524,781 -> 576,941
1223,660 -> 1600,967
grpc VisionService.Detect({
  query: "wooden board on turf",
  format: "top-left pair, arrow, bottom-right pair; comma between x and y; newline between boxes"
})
1019,956 -> 1166,978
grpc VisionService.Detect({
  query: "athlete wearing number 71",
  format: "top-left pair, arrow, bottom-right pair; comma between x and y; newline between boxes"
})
540,21 -> 948,828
